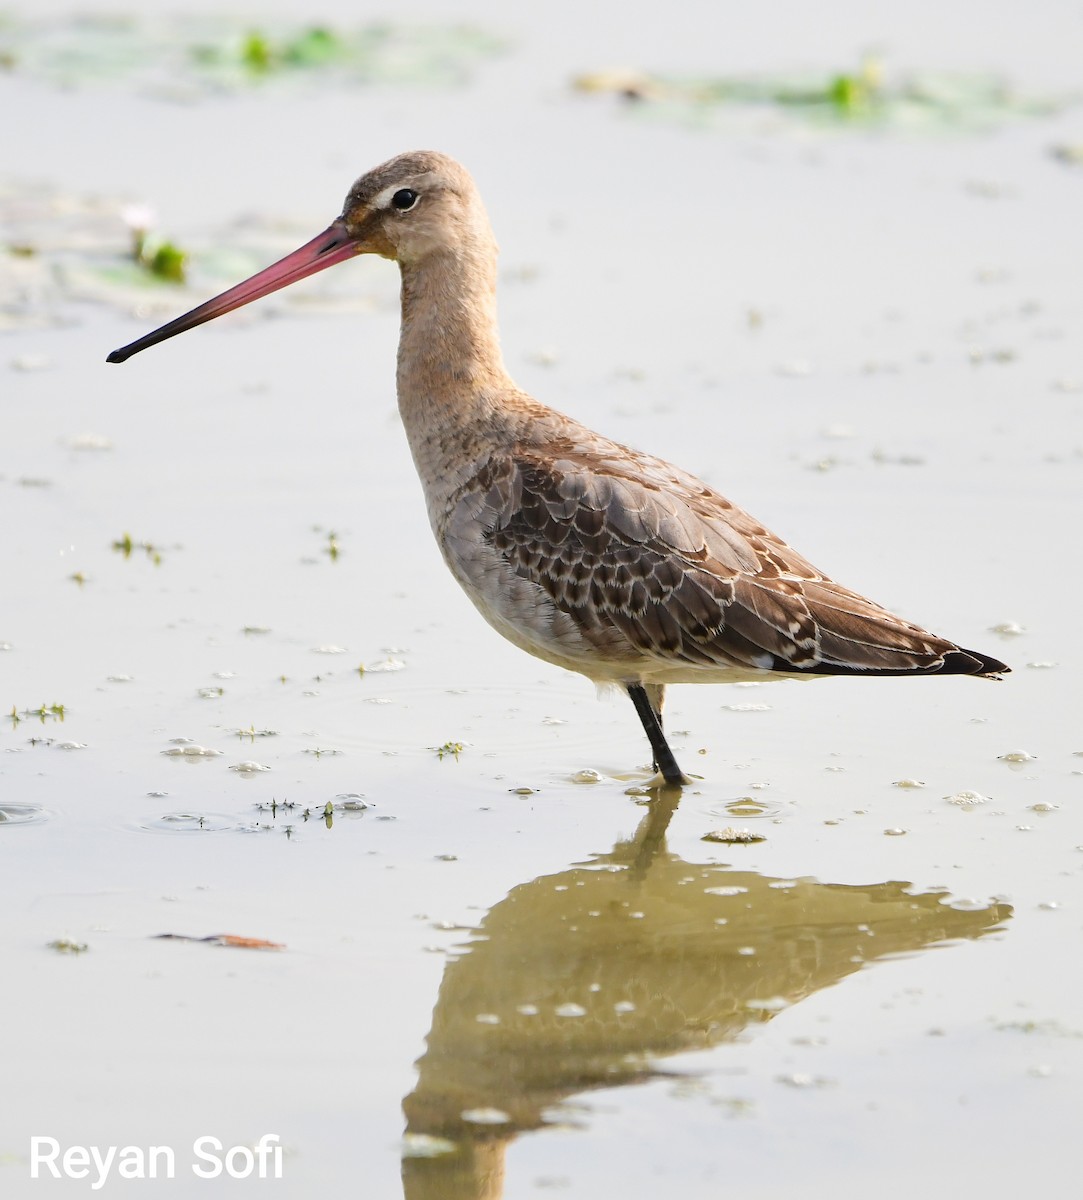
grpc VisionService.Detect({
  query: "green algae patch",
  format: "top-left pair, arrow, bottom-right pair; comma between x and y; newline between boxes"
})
0,14 -> 505,97
574,56 -> 1072,133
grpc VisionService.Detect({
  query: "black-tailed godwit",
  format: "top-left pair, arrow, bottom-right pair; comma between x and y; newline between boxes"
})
108,151 -> 1008,786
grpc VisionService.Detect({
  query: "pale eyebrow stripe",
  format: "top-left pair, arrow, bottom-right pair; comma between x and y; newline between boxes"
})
370,174 -> 439,209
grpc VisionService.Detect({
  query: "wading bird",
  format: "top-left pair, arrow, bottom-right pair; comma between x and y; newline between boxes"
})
108,151 -> 1008,786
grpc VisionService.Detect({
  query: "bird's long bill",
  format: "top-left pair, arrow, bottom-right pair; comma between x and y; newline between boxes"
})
106,219 -> 359,363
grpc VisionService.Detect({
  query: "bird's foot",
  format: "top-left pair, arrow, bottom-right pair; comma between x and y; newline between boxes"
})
650,764 -> 694,789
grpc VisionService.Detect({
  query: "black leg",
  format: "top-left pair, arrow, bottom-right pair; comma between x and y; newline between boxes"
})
627,683 -> 690,786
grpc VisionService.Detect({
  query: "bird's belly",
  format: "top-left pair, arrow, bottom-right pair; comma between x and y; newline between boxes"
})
438,528 -> 800,688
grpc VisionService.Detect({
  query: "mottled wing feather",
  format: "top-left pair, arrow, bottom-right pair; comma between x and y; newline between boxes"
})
475,449 -> 967,676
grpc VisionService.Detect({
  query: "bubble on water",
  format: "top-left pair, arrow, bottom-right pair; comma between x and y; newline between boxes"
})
778,359 -> 814,377
777,1073 -> 834,1089
402,1133 -> 457,1159
0,804 -> 49,825
475,1013 -> 500,1025
884,827 -> 908,837
944,789 -> 988,807
571,769 -> 603,784
161,744 -> 222,758
461,1108 -> 510,1125
364,656 -> 406,672
942,896 -> 992,912
139,812 -> 235,833
727,797 -> 768,815
999,749 -> 1037,763
989,621 -> 1026,637
55,741 -> 86,750
229,761 -> 271,774
702,827 -> 766,844
555,1003 -> 587,1018
704,885 -> 749,896
746,996 -> 789,1013
893,778 -> 925,789
313,645 -> 348,655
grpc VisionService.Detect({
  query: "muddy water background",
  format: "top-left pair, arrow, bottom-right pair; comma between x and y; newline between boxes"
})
2,1 -> 1082,1197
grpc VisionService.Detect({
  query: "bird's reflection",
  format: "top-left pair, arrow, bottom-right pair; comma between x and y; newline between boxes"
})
401,795 -> 1010,1199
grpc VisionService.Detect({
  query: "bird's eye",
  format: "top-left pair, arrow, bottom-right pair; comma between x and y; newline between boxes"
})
391,188 -> 419,211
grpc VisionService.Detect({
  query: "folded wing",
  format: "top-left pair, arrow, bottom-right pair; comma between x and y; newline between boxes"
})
471,446 -> 1006,678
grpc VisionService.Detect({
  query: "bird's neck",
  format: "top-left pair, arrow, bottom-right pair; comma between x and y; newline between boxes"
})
395,242 -> 513,429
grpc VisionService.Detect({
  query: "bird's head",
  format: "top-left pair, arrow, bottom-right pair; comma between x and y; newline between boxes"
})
106,150 -> 484,363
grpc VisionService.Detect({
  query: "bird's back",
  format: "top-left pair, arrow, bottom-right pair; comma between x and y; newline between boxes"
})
424,395 -> 1008,687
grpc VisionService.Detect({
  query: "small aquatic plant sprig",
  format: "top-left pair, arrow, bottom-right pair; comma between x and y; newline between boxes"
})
122,205 -> 187,283
9,702 -> 66,727
112,532 -> 164,564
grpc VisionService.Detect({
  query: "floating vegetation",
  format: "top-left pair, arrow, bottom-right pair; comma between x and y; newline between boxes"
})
254,797 -> 298,814
112,533 -> 163,565
249,796 -> 370,830
0,178 -> 389,332
47,938 -> 88,954
0,14 -> 505,97
154,932 -> 284,950
143,239 -> 187,283
236,726 -> 279,741
573,55 -> 1070,134
433,740 -> 465,761
9,702 -> 66,727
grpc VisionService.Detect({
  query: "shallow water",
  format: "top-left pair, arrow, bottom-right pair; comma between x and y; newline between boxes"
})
3,2 -> 1082,1197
